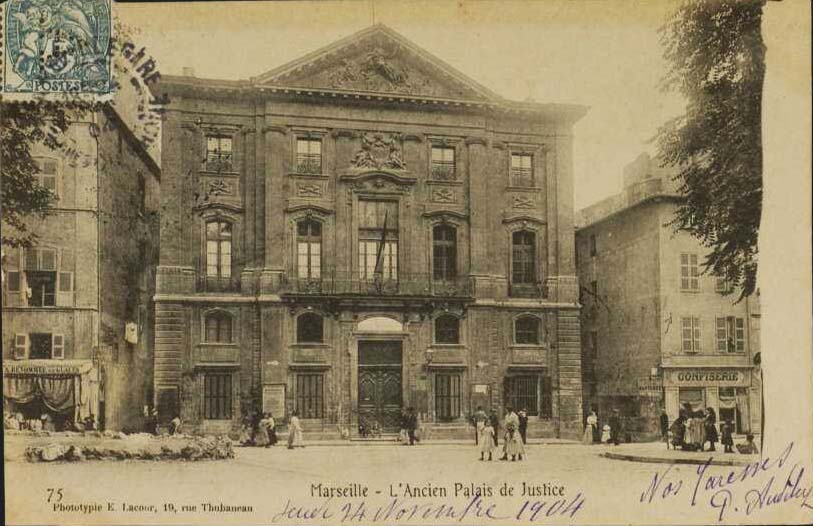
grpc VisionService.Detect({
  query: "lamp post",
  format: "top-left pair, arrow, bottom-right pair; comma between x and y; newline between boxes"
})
753,352 -> 763,454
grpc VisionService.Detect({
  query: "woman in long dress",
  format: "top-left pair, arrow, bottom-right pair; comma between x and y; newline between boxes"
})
583,411 -> 598,444
287,411 -> 304,449
254,413 -> 270,447
703,407 -> 719,452
502,408 -> 525,461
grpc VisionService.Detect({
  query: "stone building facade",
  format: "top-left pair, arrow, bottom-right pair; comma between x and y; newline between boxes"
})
153,25 -> 586,439
576,153 -> 762,439
2,108 -> 161,432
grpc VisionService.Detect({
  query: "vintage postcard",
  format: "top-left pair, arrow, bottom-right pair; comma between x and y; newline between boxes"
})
2,0 -> 811,525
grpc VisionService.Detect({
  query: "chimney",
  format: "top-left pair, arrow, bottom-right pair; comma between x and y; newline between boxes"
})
182,67 -> 195,77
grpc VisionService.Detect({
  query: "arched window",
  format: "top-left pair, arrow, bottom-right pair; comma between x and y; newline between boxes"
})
435,315 -> 460,344
297,312 -> 324,343
297,220 -> 322,279
433,224 -> 457,281
515,315 -> 541,345
204,311 -> 233,343
206,220 -> 232,278
512,230 -> 536,284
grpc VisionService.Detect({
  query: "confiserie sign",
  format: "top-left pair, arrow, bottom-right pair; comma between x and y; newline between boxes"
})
668,369 -> 748,386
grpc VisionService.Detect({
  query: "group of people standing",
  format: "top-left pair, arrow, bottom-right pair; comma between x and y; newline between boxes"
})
471,406 -> 527,461
582,408 -> 622,445
239,410 -> 304,449
668,406 -> 735,452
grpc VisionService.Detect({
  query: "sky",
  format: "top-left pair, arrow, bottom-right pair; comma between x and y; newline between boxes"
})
118,0 -> 687,210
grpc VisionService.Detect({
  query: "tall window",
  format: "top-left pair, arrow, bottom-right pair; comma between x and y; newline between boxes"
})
681,317 -> 701,353
206,136 -> 233,172
715,276 -> 732,294
297,220 -> 322,279
515,315 -> 541,344
204,311 -> 233,343
296,138 -> 322,174
512,230 -> 536,284
589,234 -> 597,257
680,253 -> 699,291
505,375 -> 539,416
203,373 -> 232,419
16,333 -> 64,360
358,200 -> 398,280
435,374 -> 461,421
25,247 -> 58,307
432,224 -> 457,281
297,312 -> 324,343
510,153 -> 534,187
716,316 -> 745,353
434,315 -> 460,344
430,146 -> 456,180
206,221 -> 232,279
34,158 -> 58,197
296,374 -> 324,419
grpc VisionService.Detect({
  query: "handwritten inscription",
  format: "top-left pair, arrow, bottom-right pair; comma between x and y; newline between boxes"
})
639,441 -> 813,521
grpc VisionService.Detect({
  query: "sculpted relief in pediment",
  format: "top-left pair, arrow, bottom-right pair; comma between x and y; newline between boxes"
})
279,43 -> 481,99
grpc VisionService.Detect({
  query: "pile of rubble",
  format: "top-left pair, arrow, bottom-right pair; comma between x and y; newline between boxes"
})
24,434 -> 234,462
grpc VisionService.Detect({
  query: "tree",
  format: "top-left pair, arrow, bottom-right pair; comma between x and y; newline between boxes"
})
656,0 -> 766,298
1,99 -> 101,247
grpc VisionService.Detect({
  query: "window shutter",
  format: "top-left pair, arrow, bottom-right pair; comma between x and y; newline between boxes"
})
56,248 -> 74,306
52,334 -> 65,359
7,271 -> 21,292
14,334 -> 27,359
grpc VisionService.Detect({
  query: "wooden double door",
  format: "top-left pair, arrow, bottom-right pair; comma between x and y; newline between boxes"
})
358,341 -> 402,432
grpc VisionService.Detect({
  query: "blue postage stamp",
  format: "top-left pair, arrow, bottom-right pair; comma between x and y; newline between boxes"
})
3,0 -> 112,96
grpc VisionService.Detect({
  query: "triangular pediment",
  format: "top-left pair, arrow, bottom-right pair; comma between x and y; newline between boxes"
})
254,25 -> 499,101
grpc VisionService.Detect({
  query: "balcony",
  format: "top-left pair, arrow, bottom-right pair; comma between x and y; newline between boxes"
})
282,272 -> 472,298
296,154 -> 322,175
205,152 -> 234,173
509,282 -> 547,299
197,276 -> 241,293
430,161 -> 456,181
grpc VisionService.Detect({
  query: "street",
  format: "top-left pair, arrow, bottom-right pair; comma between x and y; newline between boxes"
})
6,441 -> 809,526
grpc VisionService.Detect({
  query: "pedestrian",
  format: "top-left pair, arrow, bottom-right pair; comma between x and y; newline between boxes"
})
703,407 -> 719,452
659,410 -> 670,449
583,410 -> 598,445
736,433 -> 759,454
670,411 -> 686,450
609,409 -> 621,445
489,408 -> 500,448
255,413 -> 270,447
267,412 -> 278,446
406,407 -> 419,445
169,415 -> 182,435
84,414 -> 96,431
472,406 -> 487,445
239,413 -> 253,445
601,424 -> 611,443
287,411 -> 304,449
518,408 -> 528,444
721,419 -> 734,453
479,420 -> 496,461
501,407 -> 524,461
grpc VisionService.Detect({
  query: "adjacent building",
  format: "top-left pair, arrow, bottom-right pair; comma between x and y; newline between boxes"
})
2,107 -> 161,432
153,24 -> 587,439
576,153 -> 762,439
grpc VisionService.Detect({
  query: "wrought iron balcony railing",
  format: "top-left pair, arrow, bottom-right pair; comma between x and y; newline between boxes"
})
295,154 -> 322,174
282,271 -> 473,298
508,282 -> 547,299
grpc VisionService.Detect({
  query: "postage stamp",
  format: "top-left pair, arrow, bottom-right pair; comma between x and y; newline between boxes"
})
2,0 -> 112,96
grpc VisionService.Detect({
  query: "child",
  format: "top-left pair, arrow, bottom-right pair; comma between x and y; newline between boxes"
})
480,421 -> 496,461
736,433 -> 759,455
601,424 -> 611,443
721,420 -> 734,453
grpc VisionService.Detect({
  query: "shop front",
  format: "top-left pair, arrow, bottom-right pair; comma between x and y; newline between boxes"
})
663,366 -> 759,435
2,360 -> 101,430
